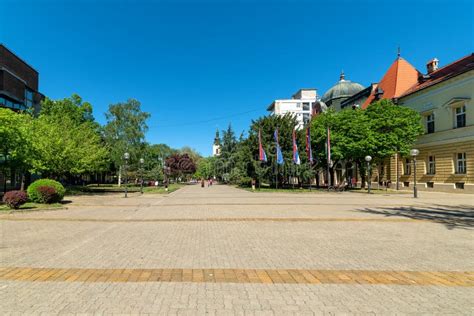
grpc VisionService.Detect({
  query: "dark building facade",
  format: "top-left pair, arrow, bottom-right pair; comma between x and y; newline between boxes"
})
0,44 -> 44,112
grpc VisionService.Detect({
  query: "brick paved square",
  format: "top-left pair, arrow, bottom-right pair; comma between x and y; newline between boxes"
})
0,185 -> 473,314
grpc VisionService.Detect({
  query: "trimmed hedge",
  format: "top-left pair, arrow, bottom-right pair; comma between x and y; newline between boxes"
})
27,179 -> 65,203
2,190 -> 28,209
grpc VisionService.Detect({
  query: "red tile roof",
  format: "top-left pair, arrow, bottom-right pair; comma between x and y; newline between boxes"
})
362,57 -> 421,109
400,53 -> 474,98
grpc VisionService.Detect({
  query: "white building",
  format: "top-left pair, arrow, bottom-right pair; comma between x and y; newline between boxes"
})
267,89 -> 318,129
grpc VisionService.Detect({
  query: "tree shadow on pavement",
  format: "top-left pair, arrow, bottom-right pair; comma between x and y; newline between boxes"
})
355,204 -> 474,230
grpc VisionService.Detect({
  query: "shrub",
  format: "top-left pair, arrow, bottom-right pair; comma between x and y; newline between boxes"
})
36,186 -> 60,204
27,179 -> 65,203
2,190 -> 28,209
237,176 -> 253,187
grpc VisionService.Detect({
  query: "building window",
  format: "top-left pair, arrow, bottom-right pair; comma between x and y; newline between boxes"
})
455,105 -> 466,128
296,103 -> 301,108
404,159 -> 411,175
426,113 -> 435,134
427,156 -> 436,175
426,181 -> 434,188
0,97 -> 5,105
302,103 -> 310,111
303,113 -> 310,124
455,153 -> 467,174
25,89 -> 34,108
455,182 -> 464,189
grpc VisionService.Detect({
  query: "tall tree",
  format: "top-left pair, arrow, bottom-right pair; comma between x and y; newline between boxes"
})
0,109 -> 34,191
103,99 -> 150,185
30,95 -> 109,178
40,94 -> 95,125
194,157 -> 215,179
166,153 -> 197,180
31,116 -> 109,177
365,99 -> 424,159
141,143 -> 178,182
245,114 -> 299,187
179,146 -> 202,163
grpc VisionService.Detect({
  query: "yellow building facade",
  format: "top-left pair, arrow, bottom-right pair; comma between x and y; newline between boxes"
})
390,57 -> 474,193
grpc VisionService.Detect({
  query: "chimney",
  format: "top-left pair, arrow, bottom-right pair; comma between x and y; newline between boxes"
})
426,58 -> 439,74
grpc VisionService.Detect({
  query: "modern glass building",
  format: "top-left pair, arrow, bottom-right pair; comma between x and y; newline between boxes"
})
0,44 -> 44,113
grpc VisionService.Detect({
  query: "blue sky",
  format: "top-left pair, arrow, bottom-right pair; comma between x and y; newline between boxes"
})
1,0 -> 473,156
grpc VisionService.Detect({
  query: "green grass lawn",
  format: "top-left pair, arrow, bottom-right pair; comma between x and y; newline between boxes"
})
348,188 -> 411,194
65,183 -> 183,196
0,202 -> 64,212
241,186 -> 327,193
142,183 -> 183,194
241,185 -> 410,194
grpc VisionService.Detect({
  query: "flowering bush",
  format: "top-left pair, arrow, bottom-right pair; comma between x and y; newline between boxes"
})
2,190 -> 28,209
27,179 -> 65,203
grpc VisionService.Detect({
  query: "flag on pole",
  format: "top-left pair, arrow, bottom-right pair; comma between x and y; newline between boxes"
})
258,129 -> 267,162
292,129 -> 301,165
327,127 -> 331,167
274,129 -> 284,165
306,127 -> 313,164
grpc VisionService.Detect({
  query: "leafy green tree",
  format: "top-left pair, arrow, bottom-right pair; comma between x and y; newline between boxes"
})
309,108 -> 373,185
195,157 -> 215,179
29,95 -> 109,179
179,146 -> 202,163
40,94 -> 95,125
243,114 -> 299,187
364,99 -> 424,185
213,124 -> 239,182
366,99 -> 424,159
308,100 -> 423,186
31,113 -> 109,177
0,108 -> 34,190
141,143 -> 178,182
103,99 -> 150,184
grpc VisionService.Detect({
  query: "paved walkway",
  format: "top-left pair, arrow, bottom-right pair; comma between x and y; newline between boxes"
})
1,185 -> 473,314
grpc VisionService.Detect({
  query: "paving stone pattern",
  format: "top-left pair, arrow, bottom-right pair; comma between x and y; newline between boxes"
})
1,184 -> 473,314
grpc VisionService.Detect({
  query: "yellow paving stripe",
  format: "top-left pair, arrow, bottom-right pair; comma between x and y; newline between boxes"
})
0,267 -> 472,286
0,217 -> 422,223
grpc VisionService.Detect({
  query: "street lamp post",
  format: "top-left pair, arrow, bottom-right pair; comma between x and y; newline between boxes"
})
365,155 -> 372,194
410,149 -> 419,198
123,152 -> 130,198
139,158 -> 145,194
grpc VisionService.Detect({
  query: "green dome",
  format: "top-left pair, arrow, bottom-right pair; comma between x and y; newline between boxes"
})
321,73 -> 364,104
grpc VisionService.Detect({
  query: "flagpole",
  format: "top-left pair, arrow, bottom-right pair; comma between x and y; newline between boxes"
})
275,161 -> 278,190
292,163 -> 295,190
327,127 -> 331,191
309,161 -> 312,191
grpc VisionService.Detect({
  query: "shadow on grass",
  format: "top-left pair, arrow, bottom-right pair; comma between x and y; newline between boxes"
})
355,204 -> 474,230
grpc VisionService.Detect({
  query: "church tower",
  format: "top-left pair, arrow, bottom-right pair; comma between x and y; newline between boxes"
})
212,129 -> 221,157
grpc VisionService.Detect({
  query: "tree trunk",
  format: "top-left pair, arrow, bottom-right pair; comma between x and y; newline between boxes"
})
118,166 -> 122,187
358,161 -> 366,188
20,171 -> 25,191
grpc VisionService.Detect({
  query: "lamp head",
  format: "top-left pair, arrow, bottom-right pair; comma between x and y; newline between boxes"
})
365,155 -> 372,162
139,158 -> 145,164
124,152 -> 130,160
410,149 -> 419,157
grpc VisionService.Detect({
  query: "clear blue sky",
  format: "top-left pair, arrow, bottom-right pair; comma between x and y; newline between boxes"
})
2,0 -> 473,156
